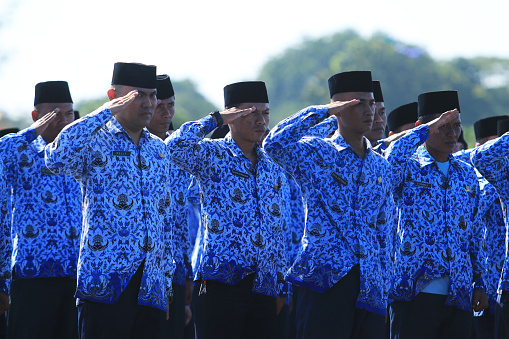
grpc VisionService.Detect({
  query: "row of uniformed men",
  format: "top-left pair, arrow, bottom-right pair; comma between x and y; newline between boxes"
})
0,62 -> 508,339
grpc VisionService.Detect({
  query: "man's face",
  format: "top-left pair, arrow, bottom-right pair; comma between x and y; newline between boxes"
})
426,113 -> 462,156
332,92 -> 375,135
35,102 -> 74,142
229,102 -> 269,144
365,101 -> 386,143
148,96 -> 175,137
113,85 -> 157,132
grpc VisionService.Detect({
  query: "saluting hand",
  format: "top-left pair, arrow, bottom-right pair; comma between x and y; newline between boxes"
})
427,109 -> 460,135
103,90 -> 139,116
326,99 -> 360,117
30,109 -> 59,136
218,106 -> 256,125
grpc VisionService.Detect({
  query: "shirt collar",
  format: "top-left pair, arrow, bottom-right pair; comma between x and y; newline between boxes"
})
109,116 -> 151,141
415,145 -> 456,168
329,133 -> 372,153
224,132 -> 266,161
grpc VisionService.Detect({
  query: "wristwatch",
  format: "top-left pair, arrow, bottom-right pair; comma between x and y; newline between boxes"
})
209,111 -> 223,126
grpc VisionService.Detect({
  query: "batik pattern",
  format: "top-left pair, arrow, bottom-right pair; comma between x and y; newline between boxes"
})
263,105 -> 394,315
169,167 -> 194,286
471,134 -> 509,295
386,125 -> 485,312
0,128 -> 82,286
167,116 -> 288,297
0,162 -> 10,294
477,176 -> 505,314
45,108 -> 174,312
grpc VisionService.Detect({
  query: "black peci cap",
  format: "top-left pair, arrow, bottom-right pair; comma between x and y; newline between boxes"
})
156,74 -> 175,100
34,81 -> 73,106
0,128 -> 20,138
328,71 -> 373,98
418,90 -> 460,117
497,119 -> 509,137
223,81 -> 269,107
387,102 -> 418,132
373,80 -> 384,102
111,62 -> 157,89
474,115 -> 509,141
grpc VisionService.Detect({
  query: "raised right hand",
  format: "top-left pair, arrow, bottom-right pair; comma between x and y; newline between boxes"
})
103,90 -> 139,116
219,106 -> 256,125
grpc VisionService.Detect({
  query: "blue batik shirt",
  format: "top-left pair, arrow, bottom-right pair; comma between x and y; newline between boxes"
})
263,106 -> 394,315
0,162 -> 10,294
386,125 -> 486,312
169,166 -> 193,287
286,176 -> 306,264
45,107 -> 174,312
166,116 -> 288,297
477,176 -> 505,314
471,134 -> 509,295
0,128 -> 81,287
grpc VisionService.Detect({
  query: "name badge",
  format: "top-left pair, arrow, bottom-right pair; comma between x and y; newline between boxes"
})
112,151 -> 131,157
40,167 -> 55,175
232,169 -> 250,179
331,172 -> 348,186
413,181 -> 432,188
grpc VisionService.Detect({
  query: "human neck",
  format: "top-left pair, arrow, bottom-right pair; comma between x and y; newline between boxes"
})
339,126 -> 367,159
115,116 -> 143,146
424,143 -> 450,162
232,134 -> 257,165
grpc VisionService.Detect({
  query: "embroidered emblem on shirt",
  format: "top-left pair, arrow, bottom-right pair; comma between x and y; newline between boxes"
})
413,181 -> 432,188
112,151 -> 131,157
331,172 -> 348,186
158,153 -> 165,158
377,176 -> 382,183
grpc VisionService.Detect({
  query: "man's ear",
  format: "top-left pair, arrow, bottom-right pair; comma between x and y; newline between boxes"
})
107,89 -> 115,101
388,131 -> 394,136
31,110 -> 38,122
415,121 -> 422,126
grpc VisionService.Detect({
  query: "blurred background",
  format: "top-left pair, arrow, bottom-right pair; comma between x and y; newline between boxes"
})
1,0 -> 508,147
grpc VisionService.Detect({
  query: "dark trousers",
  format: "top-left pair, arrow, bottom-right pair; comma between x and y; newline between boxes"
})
78,263 -> 166,339
495,290 -> 509,338
473,311 -> 495,339
192,274 -> 277,339
165,283 -> 185,339
7,277 -> 78,339
390,292 -> 472,339
295,265 -> 385,339
276,303 -> 290,339
288,285 -> 300,339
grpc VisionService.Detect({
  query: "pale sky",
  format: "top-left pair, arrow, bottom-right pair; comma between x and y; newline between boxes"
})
0,0 -> 507,120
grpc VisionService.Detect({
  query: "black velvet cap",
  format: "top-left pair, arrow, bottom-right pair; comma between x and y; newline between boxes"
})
223,81 -> 269,107
0,128 -> 19,138
34,81 -> 73,106
373,80 -> 384,102
328,71 -> 373,98
474,115 -> 509,140
417,90 -> 460,117
156,74 -> 174,100
111,62 -> 157,89
210,124 -> 230,139
387,102 -> 418,132
497,119 -> 509,137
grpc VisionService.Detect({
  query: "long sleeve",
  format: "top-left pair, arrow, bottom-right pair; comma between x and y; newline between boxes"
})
384,124 -> 429,188
44,107 -> 113,176
165,116 -> 217,175
262,105 -> 330,176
